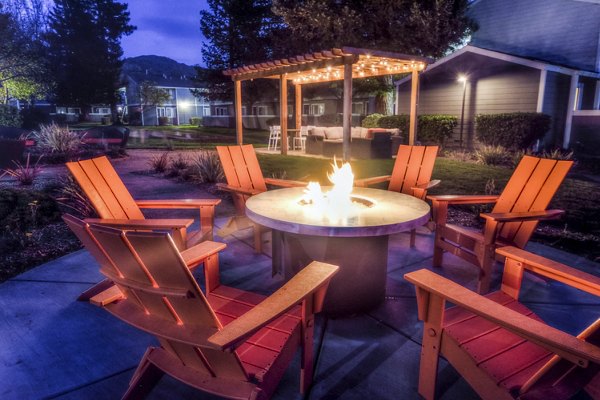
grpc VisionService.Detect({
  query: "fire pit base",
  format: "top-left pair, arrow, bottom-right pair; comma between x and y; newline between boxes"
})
272,231 -> 388,316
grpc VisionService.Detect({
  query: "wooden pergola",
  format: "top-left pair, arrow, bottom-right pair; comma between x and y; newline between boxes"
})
223,47 -> 432,161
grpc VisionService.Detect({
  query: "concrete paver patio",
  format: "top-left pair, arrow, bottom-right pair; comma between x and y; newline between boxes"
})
1,152 -> 598,399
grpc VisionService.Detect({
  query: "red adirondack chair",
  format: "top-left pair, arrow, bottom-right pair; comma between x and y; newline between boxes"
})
85,223 -> 338,399
355,145 -> 440,246
216,144 -> 307,252
428,155 -> 573,293
405,246 -> 600,400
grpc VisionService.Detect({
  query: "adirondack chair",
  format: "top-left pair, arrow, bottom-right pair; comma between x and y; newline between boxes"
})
216,144 -> 307,252
62,213 -> 226,303
86,223 -> 338,399
405,246 -> 600,400
428,155 -> 573,293
66,156 -> 220,251
355,145 -> 440,246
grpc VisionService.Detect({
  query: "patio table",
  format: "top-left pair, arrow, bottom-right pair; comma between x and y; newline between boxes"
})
246,186 -> 430,315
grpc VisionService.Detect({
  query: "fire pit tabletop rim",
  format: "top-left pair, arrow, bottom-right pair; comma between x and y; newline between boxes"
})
245,186 -> 431,237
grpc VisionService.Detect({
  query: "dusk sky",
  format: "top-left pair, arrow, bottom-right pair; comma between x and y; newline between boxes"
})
121,0 -> 209,66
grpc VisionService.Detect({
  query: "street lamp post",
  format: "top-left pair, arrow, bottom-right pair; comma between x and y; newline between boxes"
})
458,75 -> 468,148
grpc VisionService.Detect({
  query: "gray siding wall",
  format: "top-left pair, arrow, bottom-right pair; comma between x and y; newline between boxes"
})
398,63 -> 540,147
470,0 -> 600,72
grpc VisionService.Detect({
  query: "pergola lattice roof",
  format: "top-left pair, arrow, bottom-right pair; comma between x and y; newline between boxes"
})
223,47 -> 431,83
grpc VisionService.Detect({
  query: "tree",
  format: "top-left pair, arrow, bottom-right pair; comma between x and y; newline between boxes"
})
139,81 -> 171,126
46,0 -> 135,115
194,0 -> 280,111
0,1 -> 50,105
273,0 -> 476,113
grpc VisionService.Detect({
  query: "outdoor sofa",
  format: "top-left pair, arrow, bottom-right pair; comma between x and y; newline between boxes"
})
305,126 -> 402,159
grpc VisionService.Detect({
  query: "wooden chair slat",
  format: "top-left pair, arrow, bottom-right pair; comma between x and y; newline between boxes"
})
493,156 -> 540,213
229,146 -> 257,192
92,156 -> 144,219
241,144 -> 268,192
417,146 -> 438,187
217,146 -> 242,188
402,146 -> 426,194
388,145 -> 412,192
66,161 -> 117,219
77,159 -> 131,219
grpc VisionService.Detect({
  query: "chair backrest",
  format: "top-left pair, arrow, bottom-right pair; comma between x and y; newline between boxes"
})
493,155 -> 573,248
217,144 -> 268,195
88,224 -> 249,381
66,156 -> 144,220
388,145 -> 438,198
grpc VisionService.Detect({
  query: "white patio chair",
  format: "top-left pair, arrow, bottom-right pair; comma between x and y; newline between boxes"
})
294,126 -> 309,151
268,125 -> 281,151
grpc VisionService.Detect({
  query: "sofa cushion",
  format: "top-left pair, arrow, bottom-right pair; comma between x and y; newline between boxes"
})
351,127 -> 363,138
324,126 -> 343,140
311,127 -> 326,137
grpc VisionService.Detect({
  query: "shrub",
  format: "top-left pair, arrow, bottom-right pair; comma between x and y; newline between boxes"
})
361,113 -> 384,128
0,105 -> 22,127
55,175 -> 96,218
190,117 -> 203,126
149,152 -> 170,173
1,154 -> 42,185
416,115 -> 457,146
378,115 -> 409,131
34,122 -> 82,155
191,150 -> 224,183
475,112 -> 551,150
158,116 -> 171,126
20,107 -> 50,129
474,145 -> 511,166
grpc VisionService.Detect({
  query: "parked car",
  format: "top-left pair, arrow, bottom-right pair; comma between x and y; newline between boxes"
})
79,125 -> 129,148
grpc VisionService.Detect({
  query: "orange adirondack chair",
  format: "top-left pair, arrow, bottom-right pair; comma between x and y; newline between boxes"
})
86,223 -> 338,399
405,246 -> 600,400
66,156 -> 220,251
355,145 -> 440,246
63,213 -> 225,303
428,155 -> 573,293
216,144 -> 307,252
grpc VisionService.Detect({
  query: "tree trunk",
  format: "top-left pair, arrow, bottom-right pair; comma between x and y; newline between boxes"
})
374,76 -> 395,115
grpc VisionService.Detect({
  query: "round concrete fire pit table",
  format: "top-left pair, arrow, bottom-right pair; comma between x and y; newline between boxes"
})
245,186 -> 430,316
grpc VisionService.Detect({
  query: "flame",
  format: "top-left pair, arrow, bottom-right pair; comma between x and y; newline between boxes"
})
301,158 -> 357,222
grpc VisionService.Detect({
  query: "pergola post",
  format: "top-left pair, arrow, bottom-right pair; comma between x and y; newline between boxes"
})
409,69 -> 419,145
234,80 -> 243,144
295,84 -> 302,132
343,63 -> 353,162
280,75 -> 288,155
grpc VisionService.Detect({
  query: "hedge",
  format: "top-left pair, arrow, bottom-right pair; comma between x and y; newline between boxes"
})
0,105 -> 22,127
375,114 -> 456,146
190,117 -> 203,126
475,112 -> 551,150
361,113 -> 384,128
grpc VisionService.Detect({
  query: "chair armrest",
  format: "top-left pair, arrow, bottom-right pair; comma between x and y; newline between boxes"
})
136,199 -> 221,209
264,177 -> 308,188
413,179 -> 441,190
405,269 -> 600,367
427,194 -> 499,205
481,209 -> 564,223
354,175 -> 391,187
497,246 -> 600,297
216,183 -> 261,197
180,240 -> 227,268
84,218 -> 193,229
207,261 -> 339,350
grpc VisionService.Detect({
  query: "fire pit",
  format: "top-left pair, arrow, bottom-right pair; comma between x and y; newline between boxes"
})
245,186 -> 430,315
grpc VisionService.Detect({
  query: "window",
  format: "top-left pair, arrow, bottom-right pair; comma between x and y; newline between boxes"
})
574,83 -> 584,111
352,102 -> 367,115
241,106 -> 247,116
156,107 -> 174,118
67,108 -> 81,114
303,103 -> 324,116
252,105 -> 268,115
215,106 -> 229,116
201,105 -> 211,116
92,107 -> 110,114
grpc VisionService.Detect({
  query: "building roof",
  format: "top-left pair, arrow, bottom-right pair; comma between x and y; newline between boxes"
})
395,45 -> 600,86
